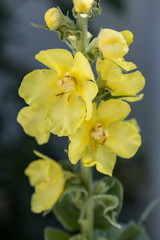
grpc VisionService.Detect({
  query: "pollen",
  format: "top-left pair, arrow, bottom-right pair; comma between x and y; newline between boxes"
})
45,175 -> 51,182
57,72 -> 75,91
91,123 -> 109,144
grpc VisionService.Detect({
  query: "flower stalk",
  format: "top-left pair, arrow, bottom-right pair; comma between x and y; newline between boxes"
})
80,163 -> 93,240
77,14 -> 88,52
17,1 -> 147,239
77,13 -> 93,240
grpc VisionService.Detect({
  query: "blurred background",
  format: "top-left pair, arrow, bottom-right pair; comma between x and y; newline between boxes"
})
0,0 -> 160,239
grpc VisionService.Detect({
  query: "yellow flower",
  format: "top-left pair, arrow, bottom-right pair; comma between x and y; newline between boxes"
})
96,58 -> 145,101
73,0 -> 94,13
97,29 -> 137,71
17,49 -> 98,144
45,8 -> 62,30
25,151 -> 66,213
68,99 -> 141,175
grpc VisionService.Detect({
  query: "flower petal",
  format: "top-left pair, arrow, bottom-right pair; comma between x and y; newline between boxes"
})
120,93 -> 144,102
98,29 -> 129,60
31,178 -> 65,213
82,143 -> 116,176
94,99 -> 131,127
35,49 -> 74,75
96,58 -> 121,81
48,91 -> 86,136
25,160 -> 47,187
107,71 -> 145,96
19,69 -> 59,108
17,106 -> 50,144
68,121 -> 91,164
121,30 -> 133,47
72,52 -> 94,81
73,53 -> 97,120
76,79 -> 98,120
106,121 -> 141,158
115,58 -> 137,71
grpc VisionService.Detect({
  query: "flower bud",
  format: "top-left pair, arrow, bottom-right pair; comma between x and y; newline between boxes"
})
45,7 -> 62,30
73,0 -> 94,13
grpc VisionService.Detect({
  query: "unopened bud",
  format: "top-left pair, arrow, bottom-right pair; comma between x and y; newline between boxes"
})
73,0 -> 94,13
45,8 -> 62,30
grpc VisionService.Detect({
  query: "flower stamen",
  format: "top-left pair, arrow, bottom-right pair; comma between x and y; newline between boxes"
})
57,72 -> 75,92
91,123 -> 109,144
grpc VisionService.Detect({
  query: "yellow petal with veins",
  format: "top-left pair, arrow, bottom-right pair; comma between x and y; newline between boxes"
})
68,120 -> 92,164
94,100 -> 131,127
35,49 -> 74,75
25,155 -> 65,213
48,91 -> 86,136
19,69 -> 59,108
17,106 -> 50,144
121,30 -> 133,46
106,121 -> 141,158
107,71 -> 145,97
98,29 -> 129,60
82,143 -> 116,176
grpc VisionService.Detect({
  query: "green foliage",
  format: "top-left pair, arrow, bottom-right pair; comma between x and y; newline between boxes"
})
53,181 -> 87,231
53,175 -> 123,232
44,227 -> 70,240
80,194 -> 119,228
69,234 -> 85,240
94,222 -> 150,240
93,176 -> 123,229
138,199 -> 160,225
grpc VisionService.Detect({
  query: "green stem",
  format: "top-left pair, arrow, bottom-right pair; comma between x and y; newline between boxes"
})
77,14 -> 93,240
77,14 -> 88,52
80,162 -> 92,193
80,163 -> 93,240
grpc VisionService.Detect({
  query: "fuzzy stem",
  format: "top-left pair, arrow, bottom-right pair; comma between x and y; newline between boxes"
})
76,13 -> 93,240
77,14 -> 88,52
80,163 -> 93,240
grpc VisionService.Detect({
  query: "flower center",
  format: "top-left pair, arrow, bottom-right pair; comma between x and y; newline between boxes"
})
91,123 -> 109,144
57,72 -> 75,92
45,175 -> 51,182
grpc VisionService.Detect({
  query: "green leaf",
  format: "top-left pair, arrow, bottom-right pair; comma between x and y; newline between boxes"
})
94,177 -> 123,208
93,176 -> 123,230
44,227 -> 70,240
69,234 -> 85,240
30,23 -> 50,30
118,222 -> 150,240
79,194 -> 120,229
53,184 -> 87,231
94,222 -> 150,240
138,199 -> 160,225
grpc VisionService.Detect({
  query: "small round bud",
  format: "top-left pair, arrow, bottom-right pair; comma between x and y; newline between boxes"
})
73,0 -> 94,14
44,8 -> 62,30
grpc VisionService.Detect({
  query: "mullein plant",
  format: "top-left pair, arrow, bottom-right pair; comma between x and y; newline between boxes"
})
17,0 -> 151,239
